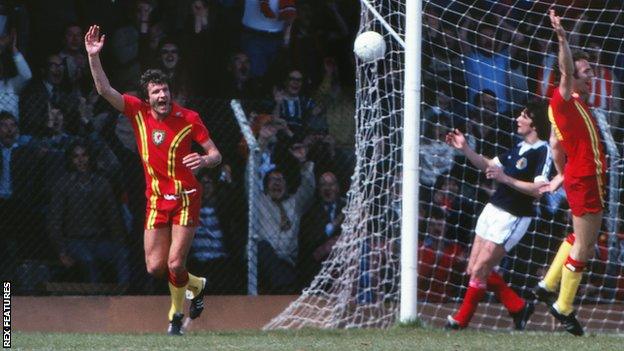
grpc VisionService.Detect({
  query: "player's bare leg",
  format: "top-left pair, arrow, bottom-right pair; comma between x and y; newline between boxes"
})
466,236 -> 486,276
144,227 -> 171,279
568,212 -> 601,263
470,241 -> 506,282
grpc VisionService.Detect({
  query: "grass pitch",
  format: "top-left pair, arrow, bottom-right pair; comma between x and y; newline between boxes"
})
14,328 -> 623,351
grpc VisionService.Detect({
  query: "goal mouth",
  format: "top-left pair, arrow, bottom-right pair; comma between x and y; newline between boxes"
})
264,0 -> 624,333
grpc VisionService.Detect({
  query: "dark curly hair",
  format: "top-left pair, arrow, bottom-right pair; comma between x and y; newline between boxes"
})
524,99 -> 550,141
138,69 -> 170,100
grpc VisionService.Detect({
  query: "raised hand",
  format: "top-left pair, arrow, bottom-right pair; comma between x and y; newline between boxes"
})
549,9 -> 566,39
445,129 -> 467,150
85,25 -> 105,56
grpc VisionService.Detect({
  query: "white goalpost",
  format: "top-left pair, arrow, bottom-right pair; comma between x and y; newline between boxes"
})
399,0 -> 422,324
265,0 -> 624,332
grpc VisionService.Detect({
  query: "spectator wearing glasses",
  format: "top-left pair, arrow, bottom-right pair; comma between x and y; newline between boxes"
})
20,53 -> 80,138
152,39 -> 194,105
272,69 -> 323,138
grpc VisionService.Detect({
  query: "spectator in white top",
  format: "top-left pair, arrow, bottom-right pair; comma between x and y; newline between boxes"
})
241,0 -> 296,78
0,23 -> 32,120
257,154 -> 315,294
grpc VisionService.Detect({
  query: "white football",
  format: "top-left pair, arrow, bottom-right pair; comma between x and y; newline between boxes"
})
353,31 -> 386,63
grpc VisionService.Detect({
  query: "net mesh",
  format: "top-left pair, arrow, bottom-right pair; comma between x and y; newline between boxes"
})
265,0 -> 624,332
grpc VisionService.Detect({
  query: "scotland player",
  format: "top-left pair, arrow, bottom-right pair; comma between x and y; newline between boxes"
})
444,100 -> 551,330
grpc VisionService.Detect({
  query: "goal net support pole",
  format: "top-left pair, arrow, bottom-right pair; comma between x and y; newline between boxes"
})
399,0 -> 423,324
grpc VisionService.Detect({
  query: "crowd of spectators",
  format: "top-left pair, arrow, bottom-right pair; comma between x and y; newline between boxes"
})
0,0 -> 360,294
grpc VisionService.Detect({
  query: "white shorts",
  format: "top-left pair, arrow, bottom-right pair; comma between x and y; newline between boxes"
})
475,203 -> 532,252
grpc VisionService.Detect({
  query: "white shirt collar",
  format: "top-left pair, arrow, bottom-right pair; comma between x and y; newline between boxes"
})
517,140 -> 547,155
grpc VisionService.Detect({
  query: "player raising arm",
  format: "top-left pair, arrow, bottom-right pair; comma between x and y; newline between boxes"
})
532,10 -> 607,336
444,100 -> 551,331
86,25 -> 221,335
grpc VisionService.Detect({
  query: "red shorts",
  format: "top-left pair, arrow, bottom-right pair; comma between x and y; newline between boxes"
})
144,189 -> 202,229
563,173 -> 606,217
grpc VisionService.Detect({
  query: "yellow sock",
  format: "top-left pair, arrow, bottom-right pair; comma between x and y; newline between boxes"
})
168,282 -> 188,321
186,273 -> 204,298
556,266 -> 583,315
542,240 -> 572,291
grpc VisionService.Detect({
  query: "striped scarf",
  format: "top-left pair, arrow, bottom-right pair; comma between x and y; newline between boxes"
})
260,0 -> 297,21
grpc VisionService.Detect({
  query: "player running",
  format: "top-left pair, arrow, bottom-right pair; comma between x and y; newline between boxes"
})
86,25 -> 222,335
533,10 -> 607,336
445,100 -> 551,330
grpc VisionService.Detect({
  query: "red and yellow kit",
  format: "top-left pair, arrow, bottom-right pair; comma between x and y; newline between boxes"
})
123,94 -> 210,228
548,88 -> 607,216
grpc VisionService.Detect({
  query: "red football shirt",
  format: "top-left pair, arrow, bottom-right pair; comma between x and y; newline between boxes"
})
548,88 -> 606,177
122,94 -> 211,198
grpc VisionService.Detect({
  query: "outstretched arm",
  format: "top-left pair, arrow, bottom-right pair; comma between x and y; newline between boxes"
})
550,9 -> 574,100
445,129 -> 496,172
86,25 -> 124,112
